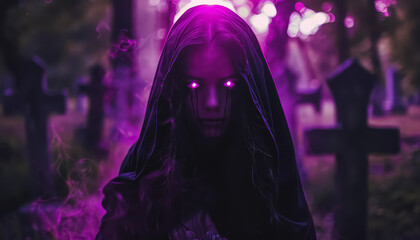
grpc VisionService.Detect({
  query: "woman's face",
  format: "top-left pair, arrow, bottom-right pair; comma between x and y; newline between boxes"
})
182,44 -> 239,138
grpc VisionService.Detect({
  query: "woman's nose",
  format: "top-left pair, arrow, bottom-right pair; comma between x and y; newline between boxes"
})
205,86 -> 219,110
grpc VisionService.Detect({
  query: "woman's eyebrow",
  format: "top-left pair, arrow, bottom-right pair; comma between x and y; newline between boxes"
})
219,74 -> 239,80
181,73 -> 238,80
182,73 -> 203,80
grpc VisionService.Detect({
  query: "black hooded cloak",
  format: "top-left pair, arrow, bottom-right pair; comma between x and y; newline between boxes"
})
96,5 -> 316,240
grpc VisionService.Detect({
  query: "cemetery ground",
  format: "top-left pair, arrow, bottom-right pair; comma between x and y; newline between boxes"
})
0,99 -> 420,239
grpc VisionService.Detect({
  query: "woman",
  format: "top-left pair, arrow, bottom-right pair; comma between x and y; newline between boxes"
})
96,5 -> 316,240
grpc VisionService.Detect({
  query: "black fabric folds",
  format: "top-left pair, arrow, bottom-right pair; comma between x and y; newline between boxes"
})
97,5 -> 316,240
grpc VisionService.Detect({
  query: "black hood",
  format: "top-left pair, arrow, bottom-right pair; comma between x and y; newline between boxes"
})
97,5 -> 316,240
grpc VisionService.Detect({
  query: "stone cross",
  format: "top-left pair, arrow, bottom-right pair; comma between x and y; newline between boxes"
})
304,59 -> 400,240
77,64 -> 106,151
2,57 -> 66,199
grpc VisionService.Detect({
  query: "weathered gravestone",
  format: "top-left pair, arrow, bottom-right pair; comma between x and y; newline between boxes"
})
76,64 -> 107,152
289,79 -> 322,115
75,76 -> 89,113
111,0 -> 135,125
109,0 -> 146,140
283,67 -> 322,115
408,89 -> 420,106
385,66 -> 407,114
2,57 -> 66,198
371,85 -> 386,116
304,59 -> 400,240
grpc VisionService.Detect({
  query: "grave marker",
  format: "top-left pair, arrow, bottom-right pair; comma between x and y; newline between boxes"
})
371,85 -> 386,116
291,81 -> 322,113
3,57 -> 66,198
304,59 -> 400,240
75,76 -> 89,113
408,90 -> 420,106
385,67 -> 407,114
77,64 -> 107,151
283,66 -> 322,114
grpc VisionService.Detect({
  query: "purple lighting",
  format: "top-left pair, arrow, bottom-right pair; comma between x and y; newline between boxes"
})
174,0 -> 236,23
188,82 -> 199,89
374,0 -> 393,17
237,5 -> 250,18
116,36 -> 137,52
261,1 -> 277,18
288,7 -> 330,38
108,31 -> 137,59
287,12 -> 301,38
321,1 -> 333,12
300,12 -> 328,35
344,16 -> 354,28
233,0 -> 246,6
328,12 -> 335,22
223,80 -> 235,87
174,1 -> 279,36
250,13 -> 271,33
295,2 -> 305,12
375,1 -> 387,12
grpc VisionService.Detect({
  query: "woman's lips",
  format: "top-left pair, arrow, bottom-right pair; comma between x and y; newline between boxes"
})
200,118 -> 224,127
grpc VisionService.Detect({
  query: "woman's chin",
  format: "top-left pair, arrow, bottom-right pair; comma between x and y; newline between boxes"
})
201,127 -> 225,139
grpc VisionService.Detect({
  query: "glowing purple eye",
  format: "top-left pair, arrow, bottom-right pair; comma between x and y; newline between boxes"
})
224,80 -> 235,88
188,82 -> 199,89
